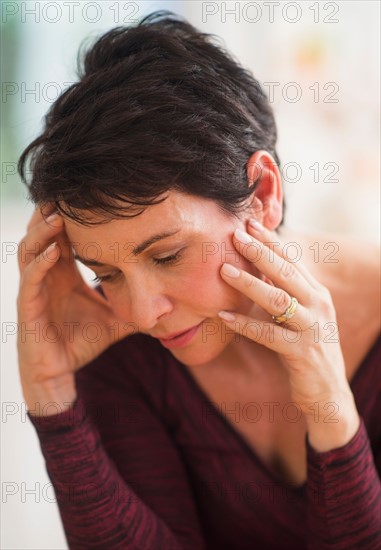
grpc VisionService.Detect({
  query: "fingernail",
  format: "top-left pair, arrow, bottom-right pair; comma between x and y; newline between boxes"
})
45,242 -> 57,256
221,263 -> 240,278
46,213 -> 59,223
248,218 -> 264,232
218,311 -> 236,322
234,228 -> 252,244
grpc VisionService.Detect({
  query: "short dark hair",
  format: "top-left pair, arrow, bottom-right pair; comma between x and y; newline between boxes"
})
18,9 -> 285,227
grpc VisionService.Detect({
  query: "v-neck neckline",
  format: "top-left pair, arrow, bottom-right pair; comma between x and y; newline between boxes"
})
166,332 -> 380,495
171,355 -> 308,493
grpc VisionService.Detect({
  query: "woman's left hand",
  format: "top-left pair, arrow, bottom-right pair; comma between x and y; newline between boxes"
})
218,219 -> 360,450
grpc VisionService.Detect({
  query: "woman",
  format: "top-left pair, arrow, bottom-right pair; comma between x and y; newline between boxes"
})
17,10 -> 380,550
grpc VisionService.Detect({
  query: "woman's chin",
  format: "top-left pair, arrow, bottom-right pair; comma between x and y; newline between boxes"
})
166,333 -> 235,368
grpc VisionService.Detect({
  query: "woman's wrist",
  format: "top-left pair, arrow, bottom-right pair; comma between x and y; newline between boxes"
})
305,391 -> 360,452
22,379 -> 77,417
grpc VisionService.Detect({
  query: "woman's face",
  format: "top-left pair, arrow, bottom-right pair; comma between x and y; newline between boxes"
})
63,190 -> 263,367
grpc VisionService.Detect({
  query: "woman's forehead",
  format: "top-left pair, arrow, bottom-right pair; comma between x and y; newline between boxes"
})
63,191 -> 223,233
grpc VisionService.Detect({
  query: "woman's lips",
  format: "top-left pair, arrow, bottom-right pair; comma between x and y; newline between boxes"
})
158,324 -> 199,340
158,321 -> 203,348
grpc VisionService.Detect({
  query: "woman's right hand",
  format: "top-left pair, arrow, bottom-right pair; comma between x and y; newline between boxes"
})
17,205 -> 133,413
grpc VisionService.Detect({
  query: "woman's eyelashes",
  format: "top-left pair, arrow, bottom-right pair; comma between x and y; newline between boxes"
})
91,250 -> 184,284
152,250 -> 183,266
91,272 -> 120,284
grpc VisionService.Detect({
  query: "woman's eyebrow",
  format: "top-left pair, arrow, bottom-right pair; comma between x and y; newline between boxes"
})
73,227 -> 182,267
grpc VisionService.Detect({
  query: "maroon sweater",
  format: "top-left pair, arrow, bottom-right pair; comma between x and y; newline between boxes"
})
28,329 -> 381,550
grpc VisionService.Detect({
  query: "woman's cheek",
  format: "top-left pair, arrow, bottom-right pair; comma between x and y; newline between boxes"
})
99,287 -> 132,321
180,261 -> 246,311
175,265 -> 212,302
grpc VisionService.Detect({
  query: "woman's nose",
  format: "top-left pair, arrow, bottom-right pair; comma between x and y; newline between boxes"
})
128,278 -> 173,332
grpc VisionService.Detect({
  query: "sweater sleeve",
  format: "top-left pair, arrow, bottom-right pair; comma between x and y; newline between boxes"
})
306,415 -> 381,550
27,347 -> 206,550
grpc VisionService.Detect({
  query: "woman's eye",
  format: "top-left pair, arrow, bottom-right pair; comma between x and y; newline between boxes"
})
91,272 -> 120,284
153,251 -> 182,266
91,251 -> 183,284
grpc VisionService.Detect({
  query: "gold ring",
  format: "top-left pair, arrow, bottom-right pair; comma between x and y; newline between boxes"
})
272,296 -> 298,324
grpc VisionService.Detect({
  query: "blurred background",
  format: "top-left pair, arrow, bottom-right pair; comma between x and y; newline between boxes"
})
1,1 -> 380,548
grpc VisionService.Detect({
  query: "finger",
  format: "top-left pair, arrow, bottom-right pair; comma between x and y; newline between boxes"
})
217,310 -> 300,355
18,214 -> 64,273
56,224 -> 75,263
26,203 -> 57,233
220,262 -> 312,326
246,220 -> 321,289
18,242 -> 61,308
232,228 -> 314,304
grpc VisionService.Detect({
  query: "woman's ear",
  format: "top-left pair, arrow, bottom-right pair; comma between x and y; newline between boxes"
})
246,150 -> 283,230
